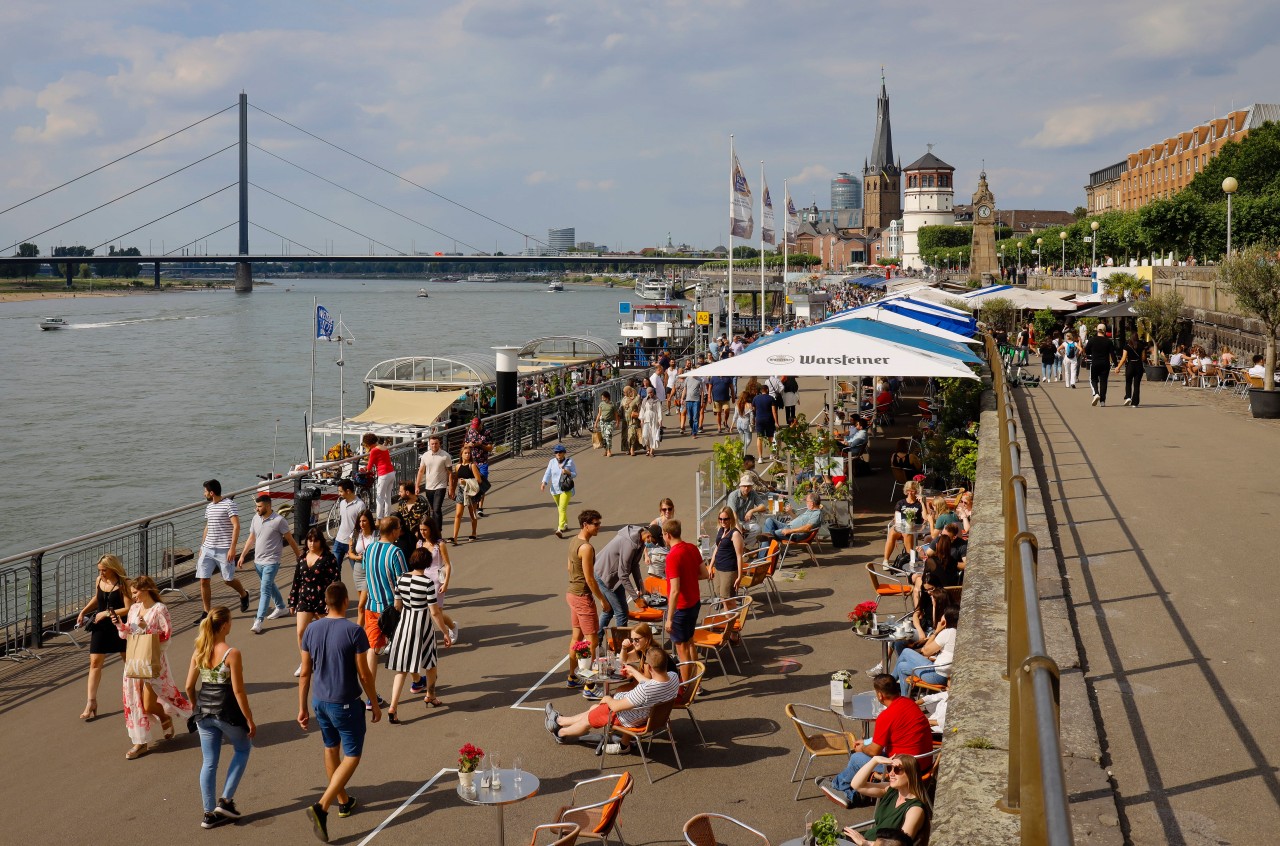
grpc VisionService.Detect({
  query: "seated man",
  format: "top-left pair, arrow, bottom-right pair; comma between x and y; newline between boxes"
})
817,675 -> 934,809
758,492 -> 824,557
1248,353 -> 1265,379
740,454 -> 774,491
843,418 -> 869,458
545,647 -> 681,753
727,474 -> 769,528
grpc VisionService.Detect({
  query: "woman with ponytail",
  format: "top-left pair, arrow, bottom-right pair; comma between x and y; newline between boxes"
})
184,606 -> 256,829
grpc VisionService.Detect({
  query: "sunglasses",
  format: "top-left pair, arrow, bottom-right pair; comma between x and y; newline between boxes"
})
660,507 -> 673,512
888,763 -> 905,774
717,516 -> 730,521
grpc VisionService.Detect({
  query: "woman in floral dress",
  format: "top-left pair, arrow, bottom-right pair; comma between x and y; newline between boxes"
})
289,527 -> 341,677
111,575 -> 192,760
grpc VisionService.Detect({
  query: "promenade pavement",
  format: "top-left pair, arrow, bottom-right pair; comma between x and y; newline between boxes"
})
1017,376 -> 1280,845
1,383 -> 922,846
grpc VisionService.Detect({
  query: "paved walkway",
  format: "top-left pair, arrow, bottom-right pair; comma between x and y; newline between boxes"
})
1,383 -> 927,845
1017,378 -> 1280,846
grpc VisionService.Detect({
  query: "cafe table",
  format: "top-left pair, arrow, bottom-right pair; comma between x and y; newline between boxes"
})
457,768 -> 540,846
840,690 -> 885,739
854,620 -> 912,675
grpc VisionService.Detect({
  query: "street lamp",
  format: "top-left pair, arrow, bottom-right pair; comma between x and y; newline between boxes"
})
1059,230 -> 1067,275
1036,237 -> 1043,273
1090,220 -> 1100,271
998,250 -> 1004,279
1223,176 -> 1238,258
1016,240 -> 1023,283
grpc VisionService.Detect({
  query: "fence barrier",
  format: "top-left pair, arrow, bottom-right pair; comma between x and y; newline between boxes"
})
986,334 -> 1075,846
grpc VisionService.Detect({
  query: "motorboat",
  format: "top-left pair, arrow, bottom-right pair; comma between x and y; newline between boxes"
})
417,288 -> 430,298
634,277 -> 686,300
547,279 -> 565,292
39,317 -> 68,330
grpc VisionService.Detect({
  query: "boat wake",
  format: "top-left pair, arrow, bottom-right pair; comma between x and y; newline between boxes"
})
70,315 -> 203,329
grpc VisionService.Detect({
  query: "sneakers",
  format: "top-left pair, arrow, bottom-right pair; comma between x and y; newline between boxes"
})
544,702 -> 561,733
1091,394 -> 1100,406
337,795 -> 357,818
1123,398 -> 1132,406
866,661 -> 884,678
1099,401 -> 1106,407
581,686 -> 603,701
306,803 -> 329,842
240,592 -> 250,613
554,529 -> 564,539
410,678 -> 427,694
816,777 -> 854,809
215,798 -> 242,819
476,509 -> 486,518
267,607 -> 289,620
448,623 -> 460,644
201,812 -> 226,829
365,696 -> 389,711
251,619 -> 263,635
294,663 -> 303,678
603,742 -> 630,755
566,677 -> 583,689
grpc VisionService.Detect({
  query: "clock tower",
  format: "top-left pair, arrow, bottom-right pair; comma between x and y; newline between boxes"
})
969,169 -> 998,284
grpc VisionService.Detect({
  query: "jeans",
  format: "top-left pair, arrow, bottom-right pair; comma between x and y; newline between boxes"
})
331,541 -> 349,573
254,561 -> 285,620
1124,368 -> 1142,407
894,647 -> 946,694
684,401 -> 700,435
424,487 -> 448,535
197,716 -> 252,813
1041,362 -> 1053,380
832,739 -> 883,798
598,585 -> 630,641
552,492 -> 572,531
1090,367 -> 1110,403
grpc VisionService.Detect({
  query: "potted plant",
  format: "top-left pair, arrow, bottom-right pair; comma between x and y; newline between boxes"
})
848,600 -> 878,635
711,437 -> 745,493
571,640 -> 593,672
1134,291 -> 1185,381
806,811 -> 841,846
829,669 -> 856,708
1222,244 -> 1280,417
457,743 -> 484,794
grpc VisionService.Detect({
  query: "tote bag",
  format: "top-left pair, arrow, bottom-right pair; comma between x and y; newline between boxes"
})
124,632 -> 162,679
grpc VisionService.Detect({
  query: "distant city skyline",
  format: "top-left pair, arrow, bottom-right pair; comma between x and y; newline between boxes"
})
1,1 -> 1276,257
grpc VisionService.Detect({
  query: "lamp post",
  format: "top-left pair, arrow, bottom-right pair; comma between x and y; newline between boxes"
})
1222,176 -> 1238,258
1036,237 -> 1043,273
998,250 -> 1004,280
1016,240 -> 1023,283
1090,220 -> 1100,270
1059,230 -> 1067,275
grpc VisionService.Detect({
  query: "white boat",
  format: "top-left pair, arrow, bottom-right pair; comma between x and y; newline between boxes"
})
417,288 -> 430,298
39,317 -> 68,330
634,277 -> 686,300
547,279 -> 565,292
465,273 -> 499,283
619,302 -> 695,349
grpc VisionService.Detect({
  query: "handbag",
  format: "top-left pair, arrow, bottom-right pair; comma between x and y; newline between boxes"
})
559,470 -> 575,493
378,605 -> 401,641
124,631 -> 162,679
195,682 -> 247,727
591,430 -> 604,449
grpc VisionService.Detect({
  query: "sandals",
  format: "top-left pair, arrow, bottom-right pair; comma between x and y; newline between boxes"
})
161,715 -> 175,740
80,700 -> 97,721
467,535 -> 477,542
387,710 -> 401,725
424,695 -> 443,708
125,744 -> 149,760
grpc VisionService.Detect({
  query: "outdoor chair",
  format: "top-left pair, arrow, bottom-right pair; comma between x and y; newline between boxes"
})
556,773 -> 633,846
1248,375 -> 1265,389
683,813 -> 770,846
691,608 -> 739,678
866,562 -> 914,611
706,596 -> 754,669
906,662 -> 952,698
774,525 -> 822,570
598,699 -> 683,784
785,702 -> 857,800
673,660 -> 708,745
736,557 -> 779,614
1200,364 -> 1220,389
889,465 -> 911,502
1164,362 -> 1183,384
529,822 -> 581,846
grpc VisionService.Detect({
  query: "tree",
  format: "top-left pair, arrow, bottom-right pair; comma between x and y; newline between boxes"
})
1103,271 -> 1145,300
1031,308 -> 1057,340
1221,243 -> 1280,392
732,246 -> 760,259
978,296 -> 1017,332
1073,206 -> 1088,220
93,246 -> 142,278
1133,291 -> 1185,364
52,245 -> 94,277
0,242 -> 41,278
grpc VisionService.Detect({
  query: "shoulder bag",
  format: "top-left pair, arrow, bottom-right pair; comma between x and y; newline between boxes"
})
559,469 -> 575,493
378,605 -> 401,641
195,682 -> 247,727
124,631 -> 162,679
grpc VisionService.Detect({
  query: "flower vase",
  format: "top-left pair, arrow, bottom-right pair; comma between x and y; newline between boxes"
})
458,770 -> 476,796
855,620 -> 871,636
577,657 -> 592,673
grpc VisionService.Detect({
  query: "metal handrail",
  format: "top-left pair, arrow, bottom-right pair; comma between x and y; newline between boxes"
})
984,334 -> 1074,846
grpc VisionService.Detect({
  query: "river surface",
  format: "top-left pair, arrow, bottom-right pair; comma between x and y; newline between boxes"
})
0,278 -> 634,556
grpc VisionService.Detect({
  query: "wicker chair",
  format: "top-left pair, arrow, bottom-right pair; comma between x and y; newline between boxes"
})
683,813 -> 770,845
555,774 -> 633,845
785,702 -> 857,800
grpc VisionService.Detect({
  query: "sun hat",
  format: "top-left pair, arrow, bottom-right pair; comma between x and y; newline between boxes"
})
737,473 -> 755,487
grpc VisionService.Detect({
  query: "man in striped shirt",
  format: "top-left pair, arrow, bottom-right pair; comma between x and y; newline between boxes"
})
197,479 -> 250,620
360,516 -> 405,709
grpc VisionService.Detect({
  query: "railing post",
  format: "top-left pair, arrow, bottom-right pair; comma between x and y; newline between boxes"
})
31,552 -> 44,649
137,520 -> 151,577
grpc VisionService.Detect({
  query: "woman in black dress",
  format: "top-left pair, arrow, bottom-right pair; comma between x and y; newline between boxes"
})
450,446 -> 481,545
75,554 -> 132,720
289,528 -> 340,677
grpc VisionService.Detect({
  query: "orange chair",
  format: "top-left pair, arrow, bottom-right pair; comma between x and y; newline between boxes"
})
599,699 -> 683,784
556,774 -> 633,845
865,562 -> 913,612
673,660 -> 708,745
785,702 -> 857,800
691,608 -> 738,678
683,814 -> 769,845
776,525 -> 821,569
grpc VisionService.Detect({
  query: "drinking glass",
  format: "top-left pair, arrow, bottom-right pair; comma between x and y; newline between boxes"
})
490,752 -> 501,789
513,757 -> 523,788
803,810 -> 813,839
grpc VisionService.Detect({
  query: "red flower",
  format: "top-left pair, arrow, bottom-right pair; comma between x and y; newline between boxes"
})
849,600 -> 878,623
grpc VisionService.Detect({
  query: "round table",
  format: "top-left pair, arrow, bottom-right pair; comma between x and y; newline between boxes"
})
779,837 -> 857,846
457,768 -> 540,846
840,690 -> 885,738
854,626 -> 911,679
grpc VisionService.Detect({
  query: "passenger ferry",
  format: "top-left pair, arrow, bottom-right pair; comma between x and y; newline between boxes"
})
619,302 -> 695,355
634,277 -> 686,300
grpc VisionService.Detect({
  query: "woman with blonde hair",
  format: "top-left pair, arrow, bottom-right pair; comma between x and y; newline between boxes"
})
75,554 -> 132,720
708,507 -> 745,603
184,606 -> 256,829
620,384 -> 642,457
110,575 -> 192,760
841,753 -> 931,845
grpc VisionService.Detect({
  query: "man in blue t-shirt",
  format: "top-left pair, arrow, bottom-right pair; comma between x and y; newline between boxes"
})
709,375 -> 736,433
299,582 -> 381,842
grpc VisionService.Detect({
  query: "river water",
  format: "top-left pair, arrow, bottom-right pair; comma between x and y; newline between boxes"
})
1,278 -> 633,556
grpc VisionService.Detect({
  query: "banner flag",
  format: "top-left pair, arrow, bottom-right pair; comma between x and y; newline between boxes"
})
785,192 -> 799,246
316,305 -> 335,340
730,154 -> 753,239
762,177 -> 776,246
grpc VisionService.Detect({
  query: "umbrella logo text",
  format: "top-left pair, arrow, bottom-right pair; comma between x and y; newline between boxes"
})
766,354 -> 796,365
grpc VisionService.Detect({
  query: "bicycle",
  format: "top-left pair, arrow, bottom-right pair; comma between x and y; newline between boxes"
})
314,463 -> 375,538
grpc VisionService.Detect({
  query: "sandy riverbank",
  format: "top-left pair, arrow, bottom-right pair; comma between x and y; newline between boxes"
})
0,290 -> 144,303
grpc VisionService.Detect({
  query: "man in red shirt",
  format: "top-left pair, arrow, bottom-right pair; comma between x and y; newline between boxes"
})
818,674 -> 933,808
662,519 -> 702,681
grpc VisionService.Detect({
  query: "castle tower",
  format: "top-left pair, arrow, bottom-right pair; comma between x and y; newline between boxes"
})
862,72 -> 902,232
900,146 -> 955,271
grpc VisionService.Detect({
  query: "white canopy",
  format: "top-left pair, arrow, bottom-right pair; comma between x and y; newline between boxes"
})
962,286 -> 1078,312
350,389 -> 464,426
825,305 -> 979,345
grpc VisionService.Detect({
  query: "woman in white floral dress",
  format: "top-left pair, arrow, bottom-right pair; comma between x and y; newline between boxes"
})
111,575 -> 192,760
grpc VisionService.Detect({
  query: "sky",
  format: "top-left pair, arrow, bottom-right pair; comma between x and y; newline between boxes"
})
1,0 -> 1278,258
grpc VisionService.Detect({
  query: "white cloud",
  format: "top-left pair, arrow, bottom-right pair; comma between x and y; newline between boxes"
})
1023,100 -> 1163,150
791,164 -> 833,183
525,169 -> 553,185
602,33 -> 623,50
576,179 -> 615,191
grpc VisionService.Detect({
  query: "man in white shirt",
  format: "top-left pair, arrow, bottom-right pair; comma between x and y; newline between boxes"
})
332,479 -> 366,572
237,493 -> 304,633
730,336 -> 745,356
1248,354 -> 1266,379
196,479 -> 250,620
414,434 -> 453,535
545,648 -> 681,752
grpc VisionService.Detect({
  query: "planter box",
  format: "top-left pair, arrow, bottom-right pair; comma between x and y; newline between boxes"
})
1248,388 -> 1280,419
1144,363 -> 1167,382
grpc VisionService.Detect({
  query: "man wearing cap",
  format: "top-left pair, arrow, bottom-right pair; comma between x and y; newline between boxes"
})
1084,323 -> 1115,407
727,474 -> 770,530
540,444 -> 578,538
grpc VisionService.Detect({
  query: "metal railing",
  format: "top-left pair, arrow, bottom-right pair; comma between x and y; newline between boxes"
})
986,334 -> 1074,846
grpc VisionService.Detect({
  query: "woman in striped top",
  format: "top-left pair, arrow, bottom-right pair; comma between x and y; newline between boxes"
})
385,548 -> 452,720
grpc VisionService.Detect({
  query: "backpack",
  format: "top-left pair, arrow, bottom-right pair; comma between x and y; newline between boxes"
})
1066,342 -> 1077,360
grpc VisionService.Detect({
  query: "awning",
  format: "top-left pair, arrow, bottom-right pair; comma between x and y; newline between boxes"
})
349,390 -> 465,426
1074,300 -> 1141,319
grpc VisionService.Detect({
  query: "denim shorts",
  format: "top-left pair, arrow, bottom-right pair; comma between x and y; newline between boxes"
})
195,546 -> 234,581
670,604 -> 700,644
314,699 -> 366,757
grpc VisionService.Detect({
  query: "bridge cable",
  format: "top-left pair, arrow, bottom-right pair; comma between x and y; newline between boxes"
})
249,142 -> 483,253
0,103 -> 237,220
249,182 -> 405,255
249,221 -> 323,256
248,103 -> 551,249
89,183 -> 237,252
164,221 -> 239,256
2,143 -> 237,254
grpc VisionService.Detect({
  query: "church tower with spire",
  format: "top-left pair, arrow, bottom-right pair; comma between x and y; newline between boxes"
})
862,71 -> 902,233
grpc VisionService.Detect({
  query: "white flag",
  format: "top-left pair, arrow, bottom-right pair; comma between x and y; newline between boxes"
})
762,178 -> 776,246
785,192 -> 799,246
730,154 -> 753,239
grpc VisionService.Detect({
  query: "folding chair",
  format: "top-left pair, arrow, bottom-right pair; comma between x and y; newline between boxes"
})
599,700 -> 683,784
673,660 -> 708,745
785,703 -> 857,800
556,774 -> 633,845
682,814 -> 769,846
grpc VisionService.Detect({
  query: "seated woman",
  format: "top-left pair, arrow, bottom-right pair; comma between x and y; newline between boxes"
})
888,440 -> 915,474
882,481 -> 926,567
893,605 -> 958,695
929,496 -> 960,541
954,490 -> 974,534
873,571 -> 950,676
840,754 -> 931,846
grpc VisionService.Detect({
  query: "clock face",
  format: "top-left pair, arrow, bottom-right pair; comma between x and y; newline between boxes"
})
978,205 -> 992,219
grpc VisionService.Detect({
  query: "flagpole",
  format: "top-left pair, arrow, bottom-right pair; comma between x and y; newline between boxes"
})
783,178 -> 789,321
337,313 -> 345,458
728,135 -> 735,342
310,296 -> 317,466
